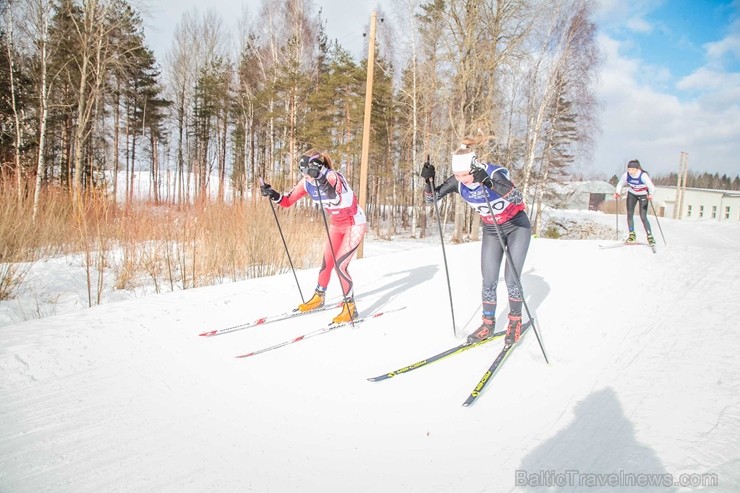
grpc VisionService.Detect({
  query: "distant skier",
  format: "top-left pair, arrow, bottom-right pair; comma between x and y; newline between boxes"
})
421,133 -> 530,346
260,149 -> 367,324
614,159 -> 656,246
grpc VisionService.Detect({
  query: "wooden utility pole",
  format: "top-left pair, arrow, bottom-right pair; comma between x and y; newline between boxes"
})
674,151 -> 689,219
357,11 -> 376,259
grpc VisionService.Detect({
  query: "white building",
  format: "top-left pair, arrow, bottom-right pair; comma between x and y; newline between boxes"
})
653,186 -> 740,222
545,181 -> 616,211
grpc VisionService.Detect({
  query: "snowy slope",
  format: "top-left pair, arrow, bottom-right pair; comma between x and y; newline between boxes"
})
1,212 -> 739,492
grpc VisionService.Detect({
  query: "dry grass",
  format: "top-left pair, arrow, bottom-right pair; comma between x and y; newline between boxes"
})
0,182 -> 325,303
0,184 -> 74,260
0,183 -> 74,299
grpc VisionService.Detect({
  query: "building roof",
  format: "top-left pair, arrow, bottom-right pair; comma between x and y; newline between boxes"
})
552,181 -> 615,195
656,185 -> 740,197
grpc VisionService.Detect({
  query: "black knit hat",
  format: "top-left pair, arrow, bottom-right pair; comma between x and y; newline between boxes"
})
627,159 -> 640,169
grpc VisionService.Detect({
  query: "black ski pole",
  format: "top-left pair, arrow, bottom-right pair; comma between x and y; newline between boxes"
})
260,177 -> 305,304
425,156 -> 457,337
615,195 -> 620,241
650,201 -> 667,246
476,166 -> 548,363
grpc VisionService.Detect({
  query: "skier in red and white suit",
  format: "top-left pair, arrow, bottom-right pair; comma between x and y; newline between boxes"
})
260,149 -> 366,324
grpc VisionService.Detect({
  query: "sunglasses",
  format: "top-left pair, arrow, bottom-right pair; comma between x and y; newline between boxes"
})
299,154 -> 323,174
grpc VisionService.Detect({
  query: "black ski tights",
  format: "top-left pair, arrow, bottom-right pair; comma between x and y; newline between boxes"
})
626,192 -> 652,234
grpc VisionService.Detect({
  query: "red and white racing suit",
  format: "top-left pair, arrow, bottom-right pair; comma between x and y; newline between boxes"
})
277,170 -> 366,297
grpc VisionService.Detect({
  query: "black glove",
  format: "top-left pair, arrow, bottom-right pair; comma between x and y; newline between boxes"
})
471,166 -> 493,188
260,182 -> 281,201
306,163 -> 322,179
476,168 -> 523,204
421,161 -> 435,183
505,188 -> 524,205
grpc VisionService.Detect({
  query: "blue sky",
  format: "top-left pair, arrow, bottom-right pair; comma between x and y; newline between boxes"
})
607,0 -> 738,81
145,0 -> 740,178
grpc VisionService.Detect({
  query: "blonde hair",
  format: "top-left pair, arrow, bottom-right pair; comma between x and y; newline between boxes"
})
453,132 -> 495,156
301,148 -> 334,169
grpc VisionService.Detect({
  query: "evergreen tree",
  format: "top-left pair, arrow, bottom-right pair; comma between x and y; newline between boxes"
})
232,34 -> 262,199
304,42 -> 364,161
191,56 -> 230,202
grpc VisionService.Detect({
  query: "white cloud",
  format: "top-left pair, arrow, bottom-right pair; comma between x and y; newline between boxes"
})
704,26 -> 740,68
625,16 -> 653,33
678,67 -> 740,92
705,34 -> 740,60
593,0 -> 663,32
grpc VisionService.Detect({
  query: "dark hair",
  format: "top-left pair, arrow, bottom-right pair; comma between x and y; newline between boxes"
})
627,159 -> 649,174
300,148 -> 334,169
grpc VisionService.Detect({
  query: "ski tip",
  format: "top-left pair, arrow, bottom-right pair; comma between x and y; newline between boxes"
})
367,374 -> 392,382
199,330 -> 217,337
235,352 -> 254,359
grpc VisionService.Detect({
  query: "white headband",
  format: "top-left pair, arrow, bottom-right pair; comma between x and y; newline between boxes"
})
451,151 -> 476,173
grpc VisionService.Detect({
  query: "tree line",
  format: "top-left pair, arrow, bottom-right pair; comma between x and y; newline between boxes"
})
652,172 -> 740,192
1,0 -> 600,239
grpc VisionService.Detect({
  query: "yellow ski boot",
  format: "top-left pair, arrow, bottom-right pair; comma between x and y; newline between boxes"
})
298,289 -> 325,312
331,299 -> 358,324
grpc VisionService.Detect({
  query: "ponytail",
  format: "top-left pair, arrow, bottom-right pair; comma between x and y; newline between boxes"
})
300,148 -> 334,169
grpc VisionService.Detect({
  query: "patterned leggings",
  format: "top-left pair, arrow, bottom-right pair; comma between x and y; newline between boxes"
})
317,222 -> 367,298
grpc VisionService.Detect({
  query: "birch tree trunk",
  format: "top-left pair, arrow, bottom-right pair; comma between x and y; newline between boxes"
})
4,5 -> 25,203
29,0 -> 53,221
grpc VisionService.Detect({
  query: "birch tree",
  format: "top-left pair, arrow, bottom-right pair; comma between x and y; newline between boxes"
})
520,0 -> 597,197
3,2 -> 26,202
421,0 -> 533,241
165,12 -> 199,205
18,0 -> 56,221
68,0 -> 113,205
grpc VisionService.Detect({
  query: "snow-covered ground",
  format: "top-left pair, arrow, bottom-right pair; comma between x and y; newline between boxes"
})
1,210 -> 739,492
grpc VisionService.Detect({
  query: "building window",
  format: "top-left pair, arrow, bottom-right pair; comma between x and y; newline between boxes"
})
712,206 -> 717,218
725,206 -> 730,219
699,205 -> 704,218
687,205 -> 692,217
